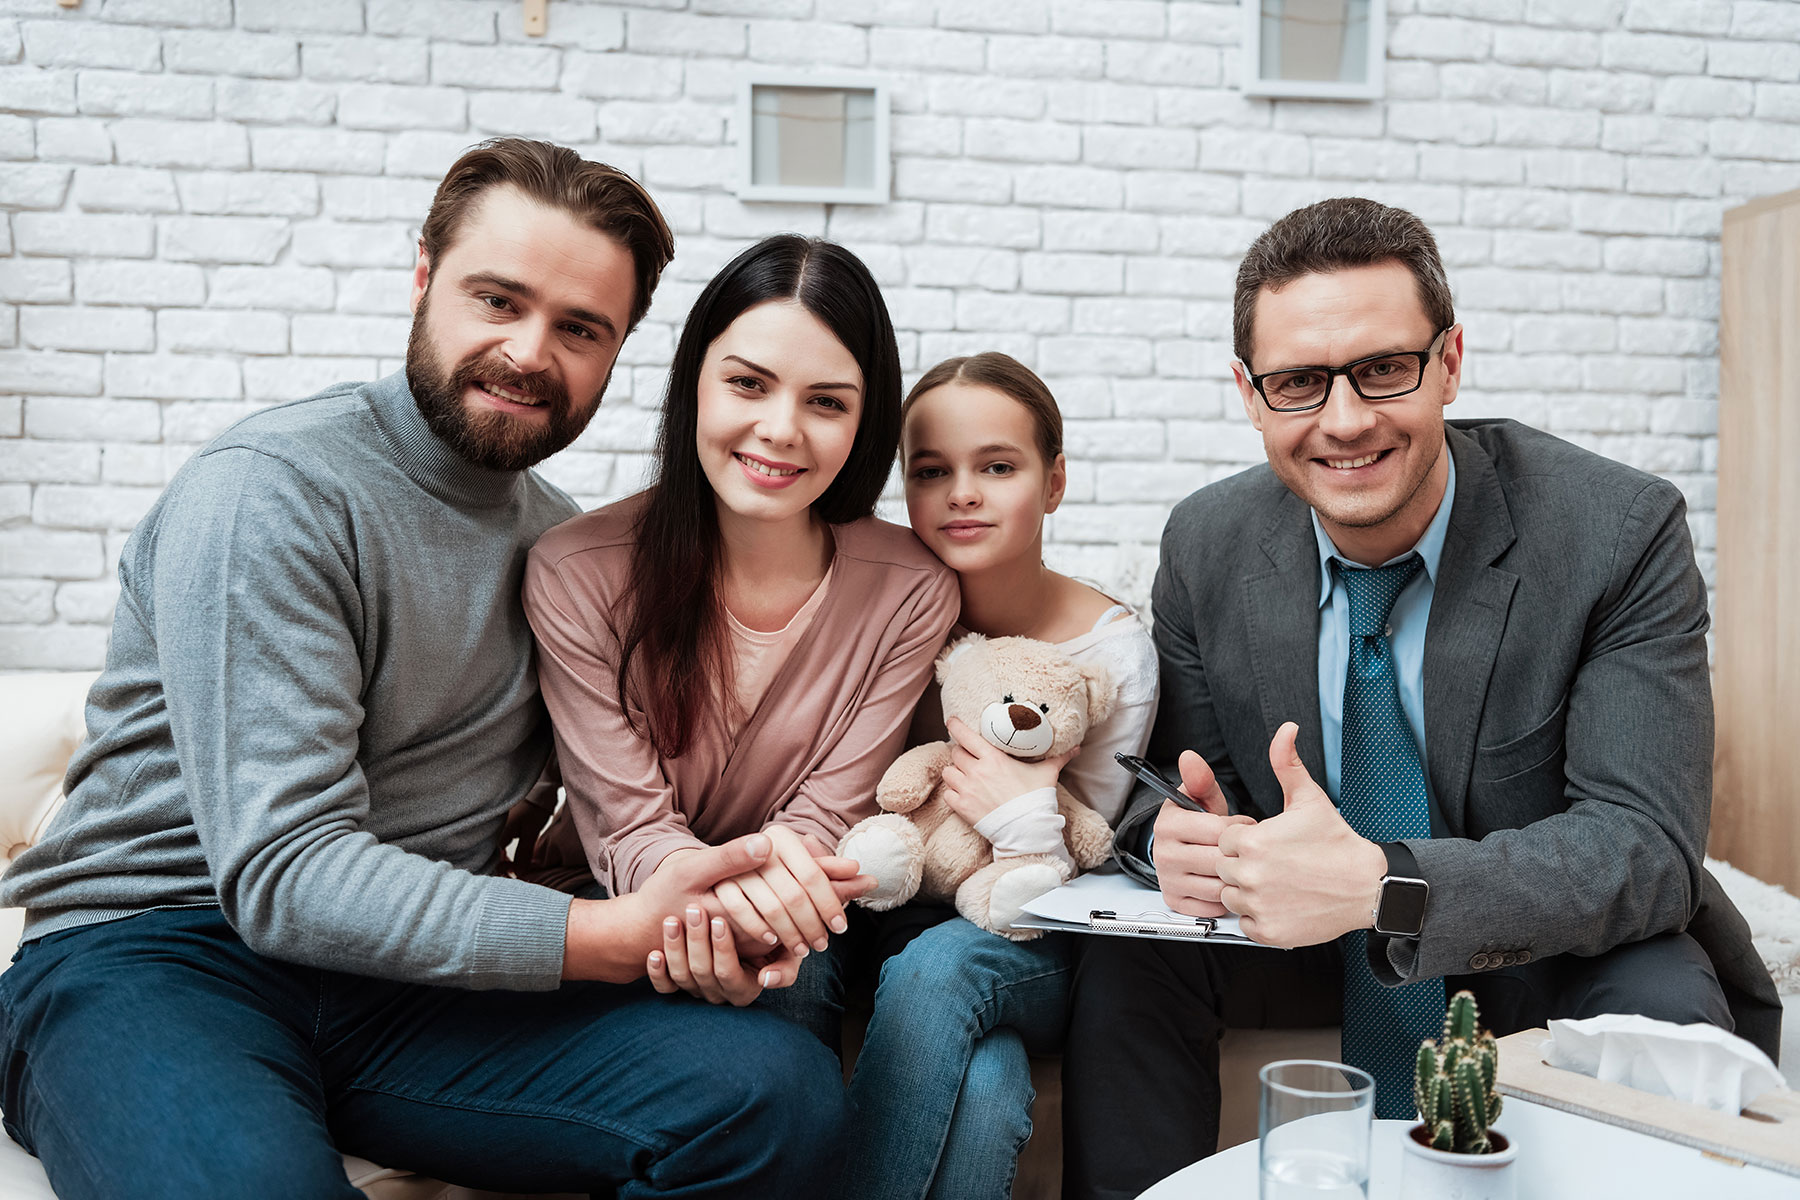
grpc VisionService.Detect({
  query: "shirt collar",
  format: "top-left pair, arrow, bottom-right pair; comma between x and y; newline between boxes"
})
1313,445 -> 1457,608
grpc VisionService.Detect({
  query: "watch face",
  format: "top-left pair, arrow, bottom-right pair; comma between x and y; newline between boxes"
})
1379,879 -> 1429,935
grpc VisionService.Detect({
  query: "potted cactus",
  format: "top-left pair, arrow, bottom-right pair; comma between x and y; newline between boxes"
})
1399,990 -> 1519,1200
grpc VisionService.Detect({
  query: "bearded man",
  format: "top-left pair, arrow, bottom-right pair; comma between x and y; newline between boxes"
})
0,140 -> 853,1200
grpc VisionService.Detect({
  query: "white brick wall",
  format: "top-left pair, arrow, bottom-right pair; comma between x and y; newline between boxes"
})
3,0 -> 1796,668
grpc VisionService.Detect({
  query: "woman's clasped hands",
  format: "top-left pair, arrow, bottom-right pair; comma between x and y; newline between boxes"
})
647,825 -> 871,1005
647,905 -> 774,1007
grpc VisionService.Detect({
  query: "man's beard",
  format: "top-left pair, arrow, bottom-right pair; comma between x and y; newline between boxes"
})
404,293 -> 604,472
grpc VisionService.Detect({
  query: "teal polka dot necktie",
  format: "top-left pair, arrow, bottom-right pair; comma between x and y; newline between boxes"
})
1335,555 -> 1443,1120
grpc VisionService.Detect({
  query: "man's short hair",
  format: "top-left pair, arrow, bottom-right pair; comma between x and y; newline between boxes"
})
1232,197 -> 1455,368
420,138 -> 675,331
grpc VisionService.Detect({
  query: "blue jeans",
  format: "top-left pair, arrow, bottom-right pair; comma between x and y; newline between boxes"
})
753,924 -> 853,1050
840,912 -> 1072,1200
0,908 -> 847,1200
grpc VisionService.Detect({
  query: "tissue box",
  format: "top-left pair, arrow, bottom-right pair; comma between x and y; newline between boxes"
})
1541,1014 -> 1785,1113
1495,1028 -> 1800,1178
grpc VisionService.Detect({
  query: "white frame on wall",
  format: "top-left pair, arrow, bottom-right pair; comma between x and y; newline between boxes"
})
736,69 -> 891,205
1240,0 -> 1386,101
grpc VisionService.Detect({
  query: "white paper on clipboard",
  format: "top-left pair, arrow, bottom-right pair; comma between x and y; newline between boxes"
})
1011,864 -> 1274,945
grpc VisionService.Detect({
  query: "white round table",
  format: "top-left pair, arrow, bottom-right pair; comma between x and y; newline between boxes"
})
1139,1098 -> 1800,1198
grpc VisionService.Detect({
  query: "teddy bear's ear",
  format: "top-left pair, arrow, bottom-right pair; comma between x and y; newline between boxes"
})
1079,660 -> 1118,726
936,633 -> 984,684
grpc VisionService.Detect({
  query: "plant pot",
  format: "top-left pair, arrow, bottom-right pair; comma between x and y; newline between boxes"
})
1399,1124 -> 1517,1200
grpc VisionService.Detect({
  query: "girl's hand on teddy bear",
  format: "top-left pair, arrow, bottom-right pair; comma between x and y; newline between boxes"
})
647,906 -> 798,1006
942,716 -> 1079,825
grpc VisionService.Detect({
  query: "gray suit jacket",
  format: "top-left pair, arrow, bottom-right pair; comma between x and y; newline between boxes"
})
1115,418 -> 1781,1058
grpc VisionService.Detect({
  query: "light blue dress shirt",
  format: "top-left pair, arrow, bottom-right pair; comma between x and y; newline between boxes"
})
1313,452 -> 1456,805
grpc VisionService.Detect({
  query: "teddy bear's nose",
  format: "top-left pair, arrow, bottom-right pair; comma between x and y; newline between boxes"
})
1008,703 -> 1042,730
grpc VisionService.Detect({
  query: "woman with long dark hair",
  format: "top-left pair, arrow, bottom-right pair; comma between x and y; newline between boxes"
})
521,235 -> 958,1037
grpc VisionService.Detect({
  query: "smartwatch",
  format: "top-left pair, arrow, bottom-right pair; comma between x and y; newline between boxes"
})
1373,875 -> 1429,936
1371,842 -> 1429,937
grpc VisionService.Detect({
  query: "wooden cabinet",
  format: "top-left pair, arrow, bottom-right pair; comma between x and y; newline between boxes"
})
1714,188 -> 1800,893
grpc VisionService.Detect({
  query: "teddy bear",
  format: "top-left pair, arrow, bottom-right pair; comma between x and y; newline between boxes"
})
837,633 -> 1117,940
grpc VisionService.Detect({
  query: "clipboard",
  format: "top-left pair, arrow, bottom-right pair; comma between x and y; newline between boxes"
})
1011,864 -> 1273,945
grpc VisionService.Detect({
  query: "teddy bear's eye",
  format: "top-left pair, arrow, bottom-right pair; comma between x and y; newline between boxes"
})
1003,694 -> 1014,704
1039,703 -> 1050,713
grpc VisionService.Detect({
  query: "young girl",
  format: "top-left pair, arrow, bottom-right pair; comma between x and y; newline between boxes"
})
840,353 -> 1160,1200
520,235 -> 959,1035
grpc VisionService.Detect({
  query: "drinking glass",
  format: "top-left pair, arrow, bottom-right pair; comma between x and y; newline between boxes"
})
1259,1059 -> 1374,1199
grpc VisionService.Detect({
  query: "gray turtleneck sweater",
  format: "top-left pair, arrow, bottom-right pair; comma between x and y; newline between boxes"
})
0,373 -> 580,990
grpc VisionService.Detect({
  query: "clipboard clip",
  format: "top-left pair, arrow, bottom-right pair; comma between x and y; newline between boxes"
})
1090,909 -> 1218,938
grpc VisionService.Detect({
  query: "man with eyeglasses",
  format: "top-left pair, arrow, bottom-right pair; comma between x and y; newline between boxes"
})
1061,197 -> 1780,1200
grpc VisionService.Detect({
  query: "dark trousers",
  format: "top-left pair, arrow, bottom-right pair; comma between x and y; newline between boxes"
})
1061,930 -> 1732,1200
0,908 -> 848,1200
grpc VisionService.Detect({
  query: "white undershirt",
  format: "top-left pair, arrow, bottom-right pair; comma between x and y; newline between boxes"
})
974,787 -> 1074,871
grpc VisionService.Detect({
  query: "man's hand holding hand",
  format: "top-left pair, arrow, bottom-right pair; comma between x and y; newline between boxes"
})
563,831 -> 773,982
645,831 -> 876,1005
1150,748 -> 1256,917
1215,722 -> 1388,949
561,833 -> 872,986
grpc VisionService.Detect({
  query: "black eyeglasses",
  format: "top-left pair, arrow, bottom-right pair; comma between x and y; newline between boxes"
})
1246,327 -> 1453,412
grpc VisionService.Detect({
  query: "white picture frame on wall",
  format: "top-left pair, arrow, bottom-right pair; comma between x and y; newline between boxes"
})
737,70 -> 891,205
1241,0 -> 1386,101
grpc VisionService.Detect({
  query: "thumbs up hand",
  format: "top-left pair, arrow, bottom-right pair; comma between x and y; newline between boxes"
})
1215,722 -> 1389,949
1267,719 -> 1335,815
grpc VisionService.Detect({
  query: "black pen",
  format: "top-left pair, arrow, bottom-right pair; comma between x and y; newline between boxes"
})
1114,752 -> 1212,815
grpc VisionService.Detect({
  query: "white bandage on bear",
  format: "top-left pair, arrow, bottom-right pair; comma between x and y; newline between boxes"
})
973,787 -> 1074,872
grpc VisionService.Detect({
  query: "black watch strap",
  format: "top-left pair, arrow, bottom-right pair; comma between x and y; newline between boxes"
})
1380,839 -> 1421,880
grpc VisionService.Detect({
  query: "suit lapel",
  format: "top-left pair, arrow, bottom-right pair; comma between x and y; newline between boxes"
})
1424,426 -> 1519,835
1242,490 -> 1326,810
